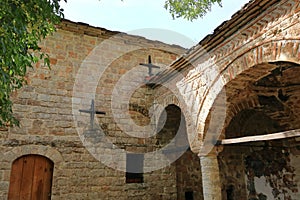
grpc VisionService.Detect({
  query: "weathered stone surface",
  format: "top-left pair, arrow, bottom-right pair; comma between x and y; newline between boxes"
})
2,0 -> 300,199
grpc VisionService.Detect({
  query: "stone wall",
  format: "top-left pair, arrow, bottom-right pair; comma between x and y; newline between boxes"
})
152,0 -> 300,199
158,0 -> 300,151
176,150 -> 203,200
2,0 -> 300,199
0,20 -> 201,199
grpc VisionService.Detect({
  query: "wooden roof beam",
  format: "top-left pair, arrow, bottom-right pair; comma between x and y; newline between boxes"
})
217,129 -> 300,145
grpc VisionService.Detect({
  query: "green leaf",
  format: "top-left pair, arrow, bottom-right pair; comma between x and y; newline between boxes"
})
0,0 -> 64,127
164,0 -> 222,21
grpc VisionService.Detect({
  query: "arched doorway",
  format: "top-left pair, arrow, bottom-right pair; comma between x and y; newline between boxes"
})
8,154 -> 54,200
156,104 -> 203,200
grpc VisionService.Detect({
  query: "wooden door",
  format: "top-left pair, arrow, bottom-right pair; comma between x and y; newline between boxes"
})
8,155 -> 54,200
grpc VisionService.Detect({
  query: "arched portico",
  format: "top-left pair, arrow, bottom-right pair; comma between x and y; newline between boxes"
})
198,55 -> 300,199
198,40 -> 300,151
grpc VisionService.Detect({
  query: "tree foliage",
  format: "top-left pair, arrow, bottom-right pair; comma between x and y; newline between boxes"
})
0,0 -> 64,126
164,0 -> 222,21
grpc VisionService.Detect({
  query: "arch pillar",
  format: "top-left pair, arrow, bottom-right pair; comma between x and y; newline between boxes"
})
199,150 -> 222,200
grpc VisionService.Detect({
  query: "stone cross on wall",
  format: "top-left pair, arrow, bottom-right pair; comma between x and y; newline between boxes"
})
140,55 -> 160,77
79,99 -> 105,129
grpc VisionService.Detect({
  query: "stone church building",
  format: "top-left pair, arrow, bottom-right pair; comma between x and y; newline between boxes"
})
1,0 -> 300,199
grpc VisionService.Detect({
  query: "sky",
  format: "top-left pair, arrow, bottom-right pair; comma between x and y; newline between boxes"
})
61,0 -> 250,48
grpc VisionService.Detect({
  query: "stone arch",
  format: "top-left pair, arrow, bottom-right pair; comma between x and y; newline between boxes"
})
225,40 -> 300,83
226,109 -> 280,138
154,92 -> 198,153
156,104 -> 186,146
223,96 -> 261,133
1,145 -> 63,199
197,39 -> 300,153
220,61 -> 300,139
4,145 -> 63,166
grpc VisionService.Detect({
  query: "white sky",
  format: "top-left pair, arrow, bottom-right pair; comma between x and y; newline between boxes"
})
61,0 -> 250,48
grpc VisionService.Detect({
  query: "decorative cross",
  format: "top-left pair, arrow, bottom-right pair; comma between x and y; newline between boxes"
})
79,99 -> 105,129
140,55 -> 160,76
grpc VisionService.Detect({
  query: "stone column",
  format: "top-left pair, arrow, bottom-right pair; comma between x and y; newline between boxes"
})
200,153 -> 222,200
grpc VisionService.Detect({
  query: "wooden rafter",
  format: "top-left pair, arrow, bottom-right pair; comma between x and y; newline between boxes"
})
217,129 -> 300,145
